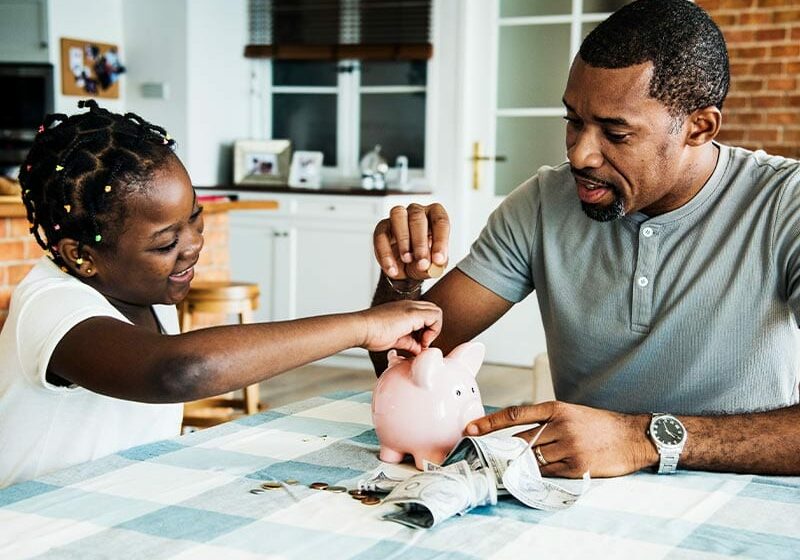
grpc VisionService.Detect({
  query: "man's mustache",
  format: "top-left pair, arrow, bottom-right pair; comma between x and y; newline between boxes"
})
570,167 -> 615,189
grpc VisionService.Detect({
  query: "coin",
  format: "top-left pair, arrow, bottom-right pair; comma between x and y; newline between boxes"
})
348,489 -> 368,497
261,481 -> 282,489
249,488 -> 266,495
351,494 -> 368,501
325,485 -> 347,493
309,482 -> 329,490
284,479 -> 299,485
361,496 -> 381,505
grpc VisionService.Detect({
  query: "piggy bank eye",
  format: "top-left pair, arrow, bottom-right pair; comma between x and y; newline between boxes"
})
455,389 -> 462,397
471,387 -> 476,394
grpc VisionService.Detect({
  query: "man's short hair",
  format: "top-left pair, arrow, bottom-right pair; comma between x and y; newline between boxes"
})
579,0 -> 730,117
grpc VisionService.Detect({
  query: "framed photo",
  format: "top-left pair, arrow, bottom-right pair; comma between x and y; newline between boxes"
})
288,151 -> 324,189
233,139 -> 291,186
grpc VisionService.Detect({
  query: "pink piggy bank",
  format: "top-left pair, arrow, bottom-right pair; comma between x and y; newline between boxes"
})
371,342 -> 486,469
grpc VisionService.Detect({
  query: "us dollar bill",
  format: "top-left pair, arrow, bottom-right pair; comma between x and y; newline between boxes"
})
501,443 -> 588,510
441,432 -> 589,512
382,460 -> 497,529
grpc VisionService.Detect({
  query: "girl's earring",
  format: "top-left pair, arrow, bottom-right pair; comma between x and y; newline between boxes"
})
76,257 -> 84,266
86,267 -> 93,274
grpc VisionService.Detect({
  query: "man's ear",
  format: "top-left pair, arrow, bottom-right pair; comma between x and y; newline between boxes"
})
56,238 -> 97,278
685,106 -> 721,147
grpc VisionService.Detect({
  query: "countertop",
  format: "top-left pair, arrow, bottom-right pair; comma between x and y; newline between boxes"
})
195,184 -> 432,197
0,197 -> 278,218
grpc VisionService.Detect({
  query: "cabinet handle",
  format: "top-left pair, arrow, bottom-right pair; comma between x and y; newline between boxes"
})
327,205 -> 336,211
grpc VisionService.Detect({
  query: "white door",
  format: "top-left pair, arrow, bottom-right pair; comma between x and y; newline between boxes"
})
455,0 -> 628,366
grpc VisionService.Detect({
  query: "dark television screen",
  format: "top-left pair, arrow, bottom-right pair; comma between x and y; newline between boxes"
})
0,64 -> 53,131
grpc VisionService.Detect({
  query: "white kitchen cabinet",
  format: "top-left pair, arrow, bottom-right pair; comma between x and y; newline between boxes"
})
223,192 -> 432,353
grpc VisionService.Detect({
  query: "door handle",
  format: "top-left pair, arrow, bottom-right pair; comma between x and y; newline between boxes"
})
471,142 -> 507,190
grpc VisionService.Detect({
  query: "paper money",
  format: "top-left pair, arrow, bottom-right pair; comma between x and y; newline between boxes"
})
501,445 -> 588,510
381,431 -> 590,528
358,467 -> 406,493
382,460 -> 497,529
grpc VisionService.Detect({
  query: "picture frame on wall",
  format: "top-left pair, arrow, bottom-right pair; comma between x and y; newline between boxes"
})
60,38 -> 125,99
288,150 -> 324,189
233,139 -> 292,186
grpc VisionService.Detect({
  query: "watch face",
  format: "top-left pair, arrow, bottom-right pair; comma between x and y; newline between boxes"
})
652,416 -> 685,446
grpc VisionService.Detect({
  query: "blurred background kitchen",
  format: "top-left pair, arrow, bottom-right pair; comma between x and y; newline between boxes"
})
1,0 -> 798,412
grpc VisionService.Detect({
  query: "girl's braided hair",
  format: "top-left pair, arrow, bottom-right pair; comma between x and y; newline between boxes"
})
19,99 -> 176,265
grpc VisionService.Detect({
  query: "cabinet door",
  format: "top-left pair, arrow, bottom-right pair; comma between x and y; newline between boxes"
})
291,219 -> 377,318
0,0 -> 48,63
229,213 -> 292,323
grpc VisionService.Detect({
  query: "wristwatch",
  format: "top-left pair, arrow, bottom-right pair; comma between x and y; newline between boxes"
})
647,413 -> 687,474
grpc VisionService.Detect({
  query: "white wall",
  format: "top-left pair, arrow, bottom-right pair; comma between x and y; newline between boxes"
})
48,0 -> 124,114
185,0 -> 250,186
122,0 -> 189,164
40,0 -> 248,185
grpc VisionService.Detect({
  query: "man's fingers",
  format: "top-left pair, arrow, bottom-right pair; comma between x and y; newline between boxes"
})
389,206 -> 412,264
374,219 -> 402,278
406,204 -> 432,269
466,403 -> 552,435
428,203 -> 450,266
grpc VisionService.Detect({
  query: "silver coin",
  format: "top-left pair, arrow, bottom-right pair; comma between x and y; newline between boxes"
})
249,488 -> 266,495
284,479 -> 299,485
261,481 -> 282,489
325,485 -> 347,493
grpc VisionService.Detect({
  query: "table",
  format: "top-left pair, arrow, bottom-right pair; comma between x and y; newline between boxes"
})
1,391 -> 799,559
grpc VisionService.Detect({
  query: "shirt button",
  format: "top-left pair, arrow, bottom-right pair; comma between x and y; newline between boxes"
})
642,227 -> 654,238
637,276 -> 649,287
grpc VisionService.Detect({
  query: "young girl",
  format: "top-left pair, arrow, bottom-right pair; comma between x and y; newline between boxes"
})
0,100 -> 442,488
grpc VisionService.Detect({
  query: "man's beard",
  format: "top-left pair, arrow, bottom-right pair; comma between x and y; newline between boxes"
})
572,168 -> 626,222
581,196 -> 626,222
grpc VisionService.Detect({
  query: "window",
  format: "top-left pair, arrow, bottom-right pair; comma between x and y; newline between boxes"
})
270,59 -> 426,176
247,0 -> 432,180
494,0 -> 633,195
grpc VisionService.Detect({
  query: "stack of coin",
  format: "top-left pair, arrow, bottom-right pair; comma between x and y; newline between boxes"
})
308,482 -> 383,505
348,489 -> 382,506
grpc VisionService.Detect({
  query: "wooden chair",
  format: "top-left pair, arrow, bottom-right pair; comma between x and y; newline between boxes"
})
178,281 -> 262,429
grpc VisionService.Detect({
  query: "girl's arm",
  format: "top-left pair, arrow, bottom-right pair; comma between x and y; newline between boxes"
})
49,300 -> 441,403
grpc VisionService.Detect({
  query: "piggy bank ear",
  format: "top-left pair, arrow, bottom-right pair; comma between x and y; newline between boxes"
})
410,347 -> 444,390
447,342 -> 485,378
387,349 -> 406,368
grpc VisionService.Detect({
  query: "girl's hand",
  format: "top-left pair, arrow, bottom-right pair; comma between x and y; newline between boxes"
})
357,300 -> 442,354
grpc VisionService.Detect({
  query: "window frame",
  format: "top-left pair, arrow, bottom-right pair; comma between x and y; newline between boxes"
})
254,58 -> 429,183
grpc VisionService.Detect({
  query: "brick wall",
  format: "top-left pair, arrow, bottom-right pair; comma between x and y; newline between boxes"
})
0,216 -> 45,330
696,0 -> 800,159
0,210 -> 230,331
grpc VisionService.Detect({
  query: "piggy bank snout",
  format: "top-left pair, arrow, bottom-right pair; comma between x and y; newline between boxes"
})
460,396 -> 485,425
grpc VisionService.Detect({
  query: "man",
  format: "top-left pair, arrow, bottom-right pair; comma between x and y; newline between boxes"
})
371,0 -> 800,478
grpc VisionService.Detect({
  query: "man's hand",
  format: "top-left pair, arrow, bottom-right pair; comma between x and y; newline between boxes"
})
357,300 -> 443,354
373,203 -> 450,280
466,401 -> 658,478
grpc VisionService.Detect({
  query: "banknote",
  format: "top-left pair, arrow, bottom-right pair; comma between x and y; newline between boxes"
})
501,444 -> 589,510
382,460 -> 497,529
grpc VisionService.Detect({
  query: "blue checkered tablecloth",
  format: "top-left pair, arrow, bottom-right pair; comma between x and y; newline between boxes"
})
1,390 -> 799,559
